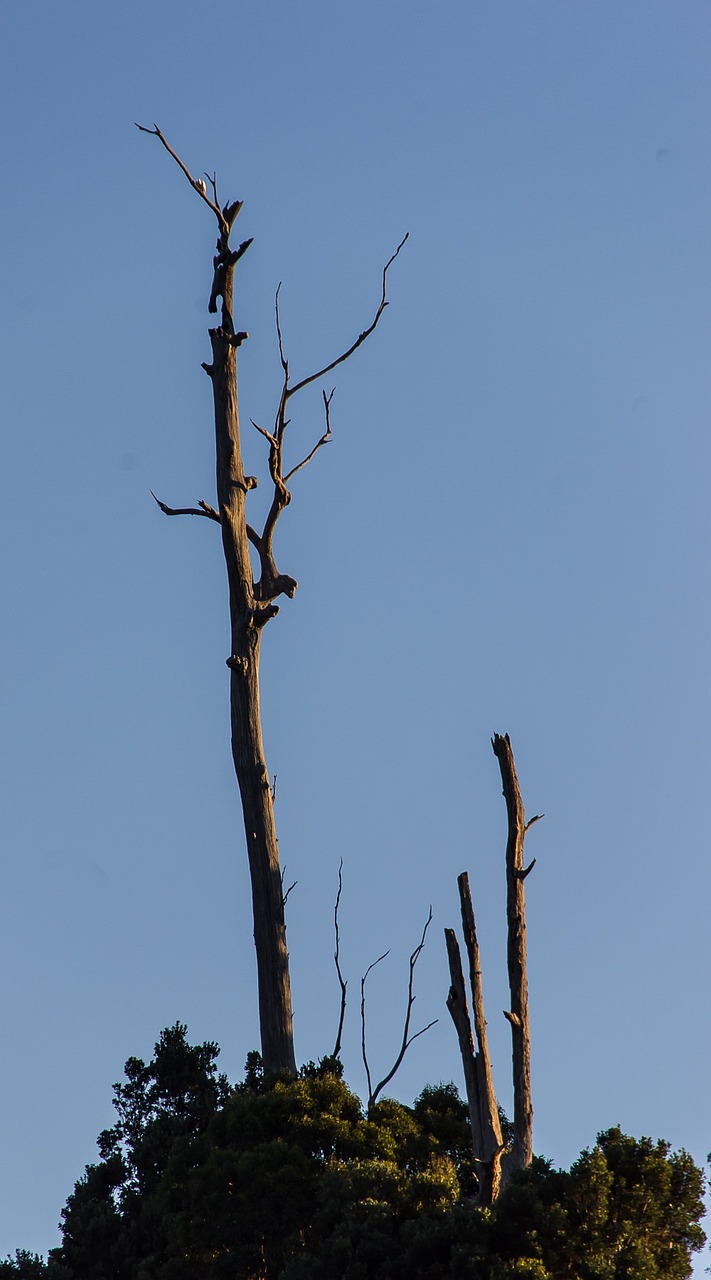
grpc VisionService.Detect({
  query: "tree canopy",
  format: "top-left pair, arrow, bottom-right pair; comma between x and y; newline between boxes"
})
1,1026 -> 704,1280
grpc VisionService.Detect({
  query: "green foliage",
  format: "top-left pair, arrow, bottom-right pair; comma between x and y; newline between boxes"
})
489,1129 -> 706,1280
9,1030 -> 705,1280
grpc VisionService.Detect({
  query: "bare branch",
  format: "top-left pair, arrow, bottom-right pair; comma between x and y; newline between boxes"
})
275,284 -> 288,375
360,949 -> 390,1107
516,858 -> 537,881
250,418 -> 278,448
256,238 -> 407,579
363,907 -> 437,1110
151,491 -> 221,523
332,859 -> 348,1059
135,123 -> 230,233
286,233 -> 408,402
524,813 -> 544,833
284,389 -> 334,483
281,865 -> 297,909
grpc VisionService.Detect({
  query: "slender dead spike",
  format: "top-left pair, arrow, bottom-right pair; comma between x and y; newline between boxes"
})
492,733 -> 534,1172
333,859 -> 348,1059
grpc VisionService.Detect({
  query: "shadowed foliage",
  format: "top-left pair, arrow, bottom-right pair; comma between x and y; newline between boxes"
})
1,1028 -> 704,1280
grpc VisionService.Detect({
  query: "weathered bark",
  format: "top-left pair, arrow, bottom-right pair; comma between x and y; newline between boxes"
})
206,213 -> 297,1077
492,732 -> 535,1172
457,873 -> 506,1184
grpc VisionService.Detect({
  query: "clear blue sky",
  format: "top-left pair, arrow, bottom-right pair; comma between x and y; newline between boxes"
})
1,1 -> 710,1269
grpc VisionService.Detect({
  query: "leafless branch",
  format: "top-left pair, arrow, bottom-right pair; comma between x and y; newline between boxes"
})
286,233 -> 409,401
516,859 -> 537,881
135,123 -> 230,233
361,907 -> 437,1110
332,859 -> 348,1059
275,284 -> 288,374
255,238 -> 408,589
360,949 -> 390,1107
250,418 -> 278,448
151,491 -> 221,523
281,864 -> 297,909
524,814 -> 544,833
284,389 -> 334,484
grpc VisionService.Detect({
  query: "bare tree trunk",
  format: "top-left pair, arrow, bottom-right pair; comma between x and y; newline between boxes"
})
492,732 -> 536,1172
139,126 -> 405,1078
207,229 -> 297,1078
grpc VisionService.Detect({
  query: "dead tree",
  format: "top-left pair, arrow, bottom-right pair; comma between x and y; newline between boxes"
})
445,875 -> 505,1206
138,125 -> 406,1076
445,733 -> 540,1202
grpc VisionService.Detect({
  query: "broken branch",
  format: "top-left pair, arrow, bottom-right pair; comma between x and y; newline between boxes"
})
151,491 -> 220,523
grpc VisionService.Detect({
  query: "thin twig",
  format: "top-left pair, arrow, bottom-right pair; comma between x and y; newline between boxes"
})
284,389 -> 334,483
257,238 -> 408,575
333,859 -> 348,1059
281,864 -> 297,908
286,233 -> 408,401
360,950 -> 390,1106
524,814 -> 544,833
250,418 -> 278,448
135,123 -> 229,233
275,284 -> 288,374
362,907 -> 437,1109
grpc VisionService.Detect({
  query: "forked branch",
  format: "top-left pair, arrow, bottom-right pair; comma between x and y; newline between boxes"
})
361,907 -> 437,1110
135,122 -> 232,233
257,235 -> 409,590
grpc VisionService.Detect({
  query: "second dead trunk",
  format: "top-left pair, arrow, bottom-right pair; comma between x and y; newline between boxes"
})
445,733 -> 538,1200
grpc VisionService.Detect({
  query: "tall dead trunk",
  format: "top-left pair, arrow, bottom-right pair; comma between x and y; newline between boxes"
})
492,732 -> 535,1173
203,206 -> 297,1077
213,382 -> 292,1077
139,126 -> 405,1077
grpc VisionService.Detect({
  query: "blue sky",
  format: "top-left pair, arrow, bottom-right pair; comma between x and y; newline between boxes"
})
1,0 -> 710,1269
